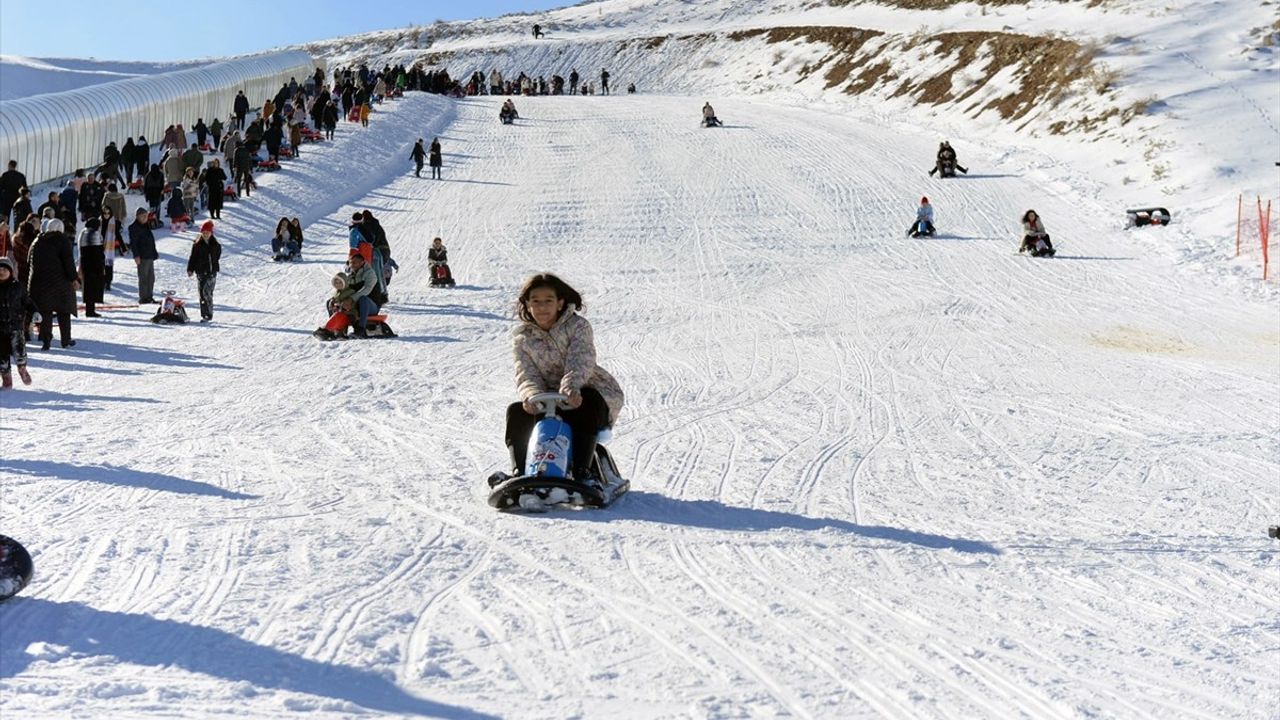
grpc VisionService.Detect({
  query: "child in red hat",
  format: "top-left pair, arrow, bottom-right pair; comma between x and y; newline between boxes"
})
187,221 -> 222,321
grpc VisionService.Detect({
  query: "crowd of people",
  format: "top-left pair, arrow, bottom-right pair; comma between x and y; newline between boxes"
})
0,61 -> 420,386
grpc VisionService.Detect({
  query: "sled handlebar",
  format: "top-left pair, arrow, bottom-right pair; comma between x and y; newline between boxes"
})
527,392 -> 571,414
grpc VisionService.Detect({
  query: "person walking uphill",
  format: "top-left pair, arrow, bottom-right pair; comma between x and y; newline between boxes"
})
187,221 -> 222,322
410,139 -> 426,177
1,160 -> 29,225
27,219 -> 78,350
429,137 -> 442,180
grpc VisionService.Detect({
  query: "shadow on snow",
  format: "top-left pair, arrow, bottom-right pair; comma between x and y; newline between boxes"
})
0,599 -> 497,719
564,491 -> 1001,554
0,459 -> 258,500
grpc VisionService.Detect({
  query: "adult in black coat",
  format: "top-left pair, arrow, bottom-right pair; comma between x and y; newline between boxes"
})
121,138 -> 137,183
26,220 -> 78,349
0,160 -> 28,224
78,175 -> 103,220
410,139 -> 426,177
128,209 -> 159,303
428,138 -> 442,180
193,118 -> 209,146
143,164 -> 166,213
264,122 -> 284,161
11,189 -> 34,228
203,159 -> 227,219
134,136 -> 151,180
233,91 -> 250,130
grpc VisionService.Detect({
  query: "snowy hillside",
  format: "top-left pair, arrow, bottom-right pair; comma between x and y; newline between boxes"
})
2,1 -> 1279,719
0,55 -> 209,101
298,0 -> 1280,278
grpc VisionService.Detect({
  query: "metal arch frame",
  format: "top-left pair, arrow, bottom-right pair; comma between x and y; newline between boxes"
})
0,50 -> 316,186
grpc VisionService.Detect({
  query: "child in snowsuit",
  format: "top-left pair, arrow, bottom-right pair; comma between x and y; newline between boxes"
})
908,197 -> 935,237
502,273 -> 625,486
166,187 -> 189,231
0,256 -> 39,388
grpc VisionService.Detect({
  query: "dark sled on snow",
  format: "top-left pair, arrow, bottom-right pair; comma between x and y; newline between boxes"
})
1125,207 -> 1171,227
488,445 -> 629,511
0,535 -> 34,601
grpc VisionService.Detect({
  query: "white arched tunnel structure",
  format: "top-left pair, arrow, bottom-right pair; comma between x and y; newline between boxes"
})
0,50 -> 320,186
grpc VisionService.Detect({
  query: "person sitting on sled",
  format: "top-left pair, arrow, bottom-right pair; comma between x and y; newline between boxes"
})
499,99 -> 519,124
702,102 -> 722,127
1019,209 -> 1056,257
504,273 -> 625,487
929,141 -> 967,176
344,251 -> 380,338
907,196 -> 935,237
428,236 -> 455,286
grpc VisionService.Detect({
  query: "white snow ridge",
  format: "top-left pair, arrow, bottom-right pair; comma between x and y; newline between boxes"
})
1,1 -> 1276,719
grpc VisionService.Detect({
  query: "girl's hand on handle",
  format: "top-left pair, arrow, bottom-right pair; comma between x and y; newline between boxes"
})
522,399 -> 539,415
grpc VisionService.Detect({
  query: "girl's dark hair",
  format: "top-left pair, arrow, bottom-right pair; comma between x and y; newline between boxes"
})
1022,209 -> 1038,223
516,273 -> 583,323
275,217 -> 289,234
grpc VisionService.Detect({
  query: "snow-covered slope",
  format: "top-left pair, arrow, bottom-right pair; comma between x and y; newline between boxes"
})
299,0 -> 1279,279
2,90 -> 1277,718
0,55 -> 209,101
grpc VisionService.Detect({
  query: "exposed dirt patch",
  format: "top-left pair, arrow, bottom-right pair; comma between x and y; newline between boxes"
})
731,27 -> 885,88
1089,325 -> 1193,355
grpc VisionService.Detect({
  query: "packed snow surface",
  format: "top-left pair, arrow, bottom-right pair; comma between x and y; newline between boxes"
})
1,90 -> 1277,718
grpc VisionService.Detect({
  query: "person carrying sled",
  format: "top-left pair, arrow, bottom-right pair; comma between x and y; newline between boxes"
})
702,102 -> 722,127
929,141 -> 967,177
0,256 -> 39,388
503,273 -> 624,487
532,23 -> 544,39
410,139 -> 426,177
1019,209 -> 1056,257
907,197 -> 935,238
187,220 -> 222,321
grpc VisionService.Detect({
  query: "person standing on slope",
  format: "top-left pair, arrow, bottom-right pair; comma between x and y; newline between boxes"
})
411,139 -> 426,177
600,68 -> 610,95
0,256 -> 39,388
187,220 -> 222,322
429,137 -> 443,180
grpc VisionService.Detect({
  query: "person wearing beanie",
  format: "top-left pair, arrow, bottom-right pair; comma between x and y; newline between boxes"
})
129,207 -> 159,303
908,196 -> 936,238
0,256 -> 40,388
187,221 -> 222,322
27,219 -> 77,349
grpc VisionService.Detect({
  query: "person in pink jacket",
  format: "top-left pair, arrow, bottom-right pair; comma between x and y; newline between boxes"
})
505,273 -> 624,484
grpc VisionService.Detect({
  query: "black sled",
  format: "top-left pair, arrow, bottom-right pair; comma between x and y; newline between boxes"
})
1125,207 -> 1171,228
486,393 -> 629,512
0,535 -> 34,601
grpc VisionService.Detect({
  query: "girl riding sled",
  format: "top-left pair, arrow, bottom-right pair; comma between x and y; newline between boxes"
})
504,273 -> 624,487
